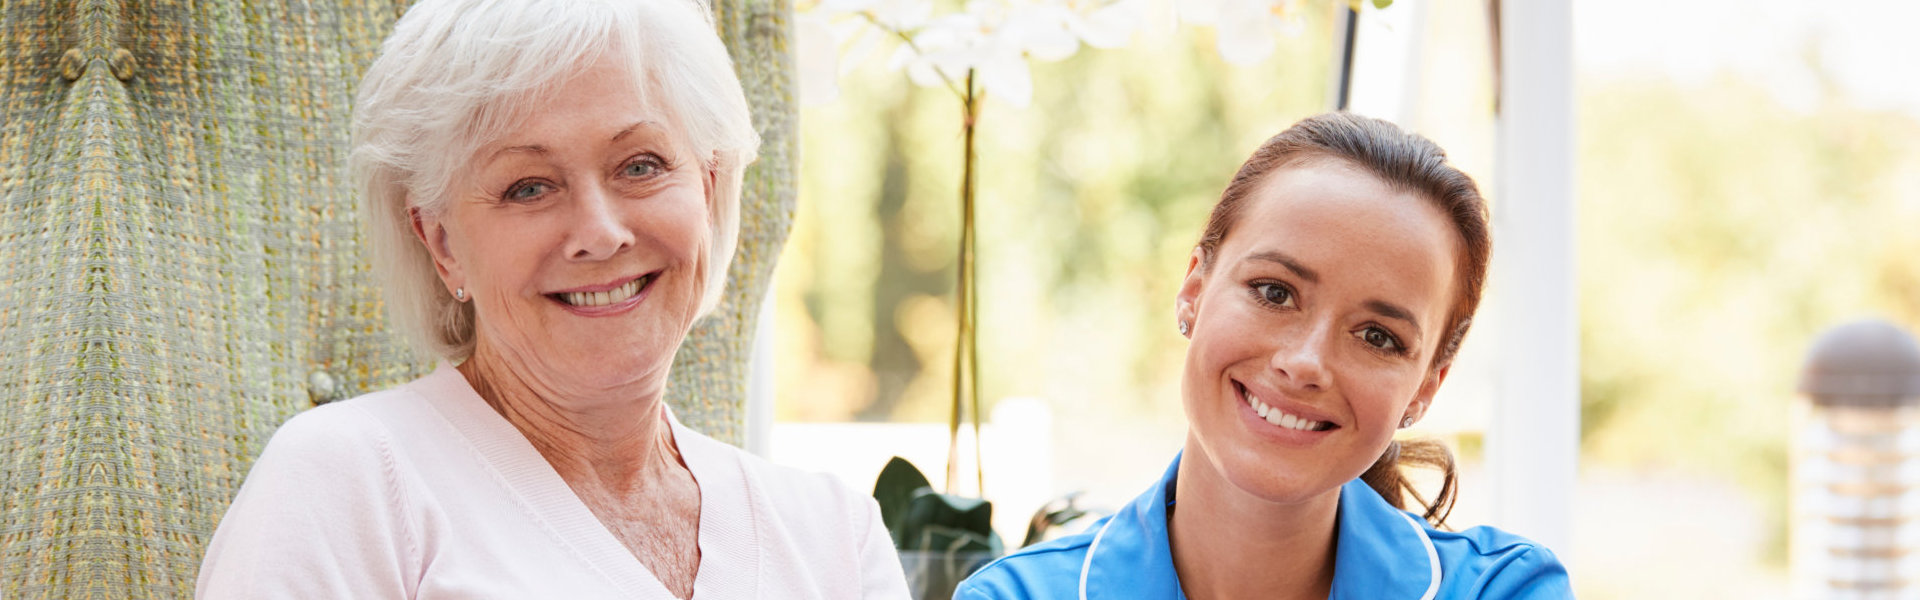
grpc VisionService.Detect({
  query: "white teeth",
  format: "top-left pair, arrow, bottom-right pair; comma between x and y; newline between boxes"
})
559,275 -> 648,307
1242,386 -> 1328,432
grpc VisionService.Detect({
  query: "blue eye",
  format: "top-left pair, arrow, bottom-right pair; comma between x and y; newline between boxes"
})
504,181 -> 550,202
622,159 -> 659,178
1252,283 -> 1295,307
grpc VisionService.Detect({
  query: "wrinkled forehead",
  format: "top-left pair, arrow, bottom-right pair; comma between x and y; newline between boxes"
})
454,43 -> 667,158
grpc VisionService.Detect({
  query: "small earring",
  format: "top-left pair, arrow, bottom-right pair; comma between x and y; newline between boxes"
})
1400,416 -> 1415,428
1178,320 -> 1190,336
454,287 -> 466,302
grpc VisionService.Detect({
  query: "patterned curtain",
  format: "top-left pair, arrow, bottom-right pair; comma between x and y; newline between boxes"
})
0,0 -> 794,596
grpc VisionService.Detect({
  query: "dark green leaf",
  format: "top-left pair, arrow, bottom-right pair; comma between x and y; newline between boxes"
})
911,525 -> 998,555
872,457 -> 1005,557
873,456 -> 932,541
903,490 -> 992,537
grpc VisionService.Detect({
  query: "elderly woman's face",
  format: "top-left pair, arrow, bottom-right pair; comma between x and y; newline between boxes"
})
415,57 -> 711,399
1175,161 -> 1458,507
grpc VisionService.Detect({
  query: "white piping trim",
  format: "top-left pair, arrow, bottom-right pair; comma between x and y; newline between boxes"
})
1393,511 -> 1442,600
1077,519 -> 1116,600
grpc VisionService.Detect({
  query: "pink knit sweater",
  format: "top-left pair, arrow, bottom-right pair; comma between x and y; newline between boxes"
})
197,364 -> 910,599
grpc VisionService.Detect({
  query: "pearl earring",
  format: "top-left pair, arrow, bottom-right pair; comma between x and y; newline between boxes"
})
1400,416 -> 1415,428
454,287 -> 466,301
1178,320 -> 1190,336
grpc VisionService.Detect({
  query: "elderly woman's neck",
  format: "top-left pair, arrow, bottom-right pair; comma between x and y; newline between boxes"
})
456,352 -> 686,494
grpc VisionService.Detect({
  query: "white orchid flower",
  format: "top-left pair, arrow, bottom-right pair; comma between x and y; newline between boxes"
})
996,4 -> 1080,61
805,0 -> 1142,107
1060,0 -> 1146,48
889,0 -> 1137,107
798,0 -> 932,106
1177,0 -> 1307,64
797,12 -> 843,105
816,0 -> 935,31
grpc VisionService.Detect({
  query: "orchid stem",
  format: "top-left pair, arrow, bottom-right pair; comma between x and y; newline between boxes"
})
866,14 -> 982,497
965,70 -> 984,499
945,69 -> 982,496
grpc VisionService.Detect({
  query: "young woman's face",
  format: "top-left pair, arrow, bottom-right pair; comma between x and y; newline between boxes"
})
1176,160 -> 1459,506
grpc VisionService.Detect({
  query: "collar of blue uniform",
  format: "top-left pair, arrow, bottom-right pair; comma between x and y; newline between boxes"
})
1078,452 -> 1437,599
1329,477 -> 1440,599
1075,453 -> 1188,598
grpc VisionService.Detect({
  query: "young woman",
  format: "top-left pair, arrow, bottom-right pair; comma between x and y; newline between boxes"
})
957,113 -> 1572,599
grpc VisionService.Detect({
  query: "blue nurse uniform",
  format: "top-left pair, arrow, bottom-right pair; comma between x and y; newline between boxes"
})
955,454 -> 1572,599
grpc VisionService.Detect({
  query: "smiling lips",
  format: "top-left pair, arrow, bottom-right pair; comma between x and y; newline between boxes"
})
551,273 -> 654,307
1239,383 -> 1336,432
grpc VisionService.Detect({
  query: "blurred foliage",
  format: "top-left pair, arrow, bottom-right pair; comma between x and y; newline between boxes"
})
1577,73 -> 1920,563
779,11 -> 1338,423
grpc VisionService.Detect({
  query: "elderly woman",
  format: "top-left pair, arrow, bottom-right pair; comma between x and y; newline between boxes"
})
956,113 -> 1573,599
196,1 -> 908,597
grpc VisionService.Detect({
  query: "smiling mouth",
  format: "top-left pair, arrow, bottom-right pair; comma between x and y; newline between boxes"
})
549,273 -> 654,307
1237,381 -> 1337,432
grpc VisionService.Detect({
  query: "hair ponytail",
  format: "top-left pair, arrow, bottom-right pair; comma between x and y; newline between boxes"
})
1360,438 -> 1459,529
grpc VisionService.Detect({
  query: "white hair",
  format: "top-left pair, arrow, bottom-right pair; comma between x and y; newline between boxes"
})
351,0 -> 759,362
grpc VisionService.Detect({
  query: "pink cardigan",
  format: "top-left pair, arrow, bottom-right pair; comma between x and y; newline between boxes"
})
198,364 -> 910,598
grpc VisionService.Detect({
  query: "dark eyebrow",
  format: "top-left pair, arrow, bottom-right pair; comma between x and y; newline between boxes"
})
1246,251 -> 1319,284
1364,299 -> 1423,340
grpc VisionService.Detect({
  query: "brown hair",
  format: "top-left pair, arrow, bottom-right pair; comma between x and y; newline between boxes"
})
1197,112 -> 1490,527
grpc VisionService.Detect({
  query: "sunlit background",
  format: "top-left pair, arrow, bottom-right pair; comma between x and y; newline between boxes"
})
760,0 -> 1920,597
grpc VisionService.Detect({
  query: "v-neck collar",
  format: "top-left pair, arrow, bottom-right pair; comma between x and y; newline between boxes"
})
1078,453 -> 1438,599
1076,455 -> 1187,598
413,363 -> 760,598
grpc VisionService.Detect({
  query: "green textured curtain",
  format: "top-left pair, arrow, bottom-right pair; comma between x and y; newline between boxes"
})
0,0 -> 795,596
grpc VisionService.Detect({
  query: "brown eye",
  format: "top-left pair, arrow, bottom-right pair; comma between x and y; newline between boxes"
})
1359,326 -> 1401,351
1253,283 -> 1295,307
